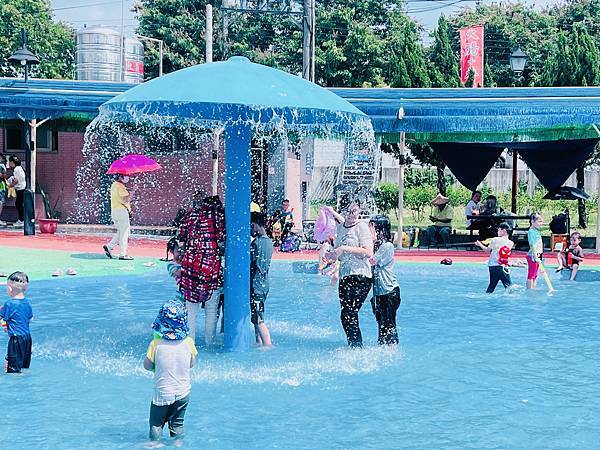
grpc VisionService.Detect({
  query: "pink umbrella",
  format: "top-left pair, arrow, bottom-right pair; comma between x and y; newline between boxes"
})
106,154 -> 162,175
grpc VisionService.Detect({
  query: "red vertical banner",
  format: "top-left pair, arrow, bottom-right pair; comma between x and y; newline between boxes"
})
459,25 -> 484,87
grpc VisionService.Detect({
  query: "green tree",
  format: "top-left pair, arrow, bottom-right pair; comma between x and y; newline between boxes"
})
484,61 -> 495,87
0,0 -> 74,79
374,182 -> 399,214
428,15 -> 460,87
448,3 -> 556,87
410,143 -> 448,195
136,0 -> 397,86
541,31 -> 579,86
385,13 -> 431,88
135,0 -> 214,78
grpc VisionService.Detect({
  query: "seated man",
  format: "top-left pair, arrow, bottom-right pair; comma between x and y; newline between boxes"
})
470,194 -> 505,240
465,190 -> 481,228
427,193 -> 453,246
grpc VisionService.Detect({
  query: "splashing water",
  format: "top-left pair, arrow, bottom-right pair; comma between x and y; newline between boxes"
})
72,103 -> 376,225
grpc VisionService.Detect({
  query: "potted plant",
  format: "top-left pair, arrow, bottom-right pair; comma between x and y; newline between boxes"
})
38,186 -> 61,234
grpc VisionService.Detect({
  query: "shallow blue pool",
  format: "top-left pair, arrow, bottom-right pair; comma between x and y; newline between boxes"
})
4,261 -> 600,449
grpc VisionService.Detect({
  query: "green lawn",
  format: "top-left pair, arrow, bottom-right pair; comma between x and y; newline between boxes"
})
0,247 -> 158,282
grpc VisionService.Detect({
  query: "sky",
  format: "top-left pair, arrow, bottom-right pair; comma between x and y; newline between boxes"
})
50,0 -> 564,39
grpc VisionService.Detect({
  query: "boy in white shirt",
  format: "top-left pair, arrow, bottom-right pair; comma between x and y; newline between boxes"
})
144,299 -> 197,444
476,222 -> 514,293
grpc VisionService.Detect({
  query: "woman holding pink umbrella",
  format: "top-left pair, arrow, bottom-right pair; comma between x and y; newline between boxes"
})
103,173 -> 136,260
103,154 -> 161,260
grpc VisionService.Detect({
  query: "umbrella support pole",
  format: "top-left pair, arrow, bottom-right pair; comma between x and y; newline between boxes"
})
511,149 -> 518,214
223,123 -> 252,352
596,170 -> 600,253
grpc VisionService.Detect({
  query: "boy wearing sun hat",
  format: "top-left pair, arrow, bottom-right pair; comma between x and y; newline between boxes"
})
143,299 -> 197,443
426,193 -> 453,246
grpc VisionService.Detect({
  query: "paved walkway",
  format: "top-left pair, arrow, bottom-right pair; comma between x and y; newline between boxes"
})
2,229 -> 599,282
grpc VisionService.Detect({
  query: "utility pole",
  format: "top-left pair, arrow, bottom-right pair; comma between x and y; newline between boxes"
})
135,35 -> 164,77
311,0 -> 315,81
220,1 -> 310,79
302,0 -> 315,81
206,4 -> 219,195
206,4 -> 213,63
120,0 -> 125,81
397,134 -> 405,247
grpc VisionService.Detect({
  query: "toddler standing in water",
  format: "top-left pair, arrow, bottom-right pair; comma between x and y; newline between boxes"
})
144,299 -> 197,444
0,272 -> 33,373
527,213 -> 544,289
368,216 -> 401,345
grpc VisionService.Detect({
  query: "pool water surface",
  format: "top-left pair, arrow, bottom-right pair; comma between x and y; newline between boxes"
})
3,261 -> 600,449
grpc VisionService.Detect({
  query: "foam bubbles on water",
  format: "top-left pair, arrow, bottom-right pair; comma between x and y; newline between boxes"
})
191,345 -> 402,387
268,320 -> 336,339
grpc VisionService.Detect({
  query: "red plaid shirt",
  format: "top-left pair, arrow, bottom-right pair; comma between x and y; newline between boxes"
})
177,203 -> 225,303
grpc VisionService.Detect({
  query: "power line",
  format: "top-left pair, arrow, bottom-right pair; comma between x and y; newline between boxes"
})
52,0 -> 123,11
408,0 -> 473,13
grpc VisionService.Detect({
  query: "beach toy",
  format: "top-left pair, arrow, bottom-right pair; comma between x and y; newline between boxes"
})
314,207 -> 337,244
535,255 -> 555,294
440,258 -> 453,265
498,246 -> 511,266
66,268 -> 78,276
52,270 -> 62,277
0,273 -> 6,278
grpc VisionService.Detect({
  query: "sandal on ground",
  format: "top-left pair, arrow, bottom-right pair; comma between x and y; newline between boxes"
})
118,256 -> 134,260
52,270 -> 62,277
66,268 -> 78,276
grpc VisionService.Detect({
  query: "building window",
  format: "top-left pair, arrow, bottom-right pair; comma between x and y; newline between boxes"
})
3,125 -> 57,153
5,127 -> 24,151
36,126 -> 58,153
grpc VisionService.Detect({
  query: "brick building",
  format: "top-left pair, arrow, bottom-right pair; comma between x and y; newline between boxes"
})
0,78 -> 304,226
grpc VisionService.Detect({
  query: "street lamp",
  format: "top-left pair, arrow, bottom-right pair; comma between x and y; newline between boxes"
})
8,29 -> 39,82
509,48 -> 528,76
7,29 -> 40,235
507,48 -> 528,214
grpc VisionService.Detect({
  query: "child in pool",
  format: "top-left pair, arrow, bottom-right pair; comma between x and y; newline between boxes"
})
476,222 -> 514,293
145,299 -> 197,444
0,271 -> 33,373
526,213 -> 544,289
368,215 -> 401,345
250,212 -> 273,347
556,231 -> 584,281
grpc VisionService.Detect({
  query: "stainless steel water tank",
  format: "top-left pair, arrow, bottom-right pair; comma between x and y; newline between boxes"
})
76,27 -> 144,83
76,27 -> 122,82
123,36 -> 144,84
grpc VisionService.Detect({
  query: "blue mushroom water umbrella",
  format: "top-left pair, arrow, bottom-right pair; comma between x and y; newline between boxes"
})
100,56 -> 370,351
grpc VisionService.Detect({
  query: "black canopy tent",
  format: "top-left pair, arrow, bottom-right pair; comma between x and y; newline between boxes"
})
332,87 -> 600,250
429,138 -> 598,196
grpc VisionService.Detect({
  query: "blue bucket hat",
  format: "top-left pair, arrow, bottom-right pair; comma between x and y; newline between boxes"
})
152,299 -> 189,340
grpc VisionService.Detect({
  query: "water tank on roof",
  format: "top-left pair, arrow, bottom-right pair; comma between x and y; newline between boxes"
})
123,37 -> 144,84
76,27 -> 144,83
